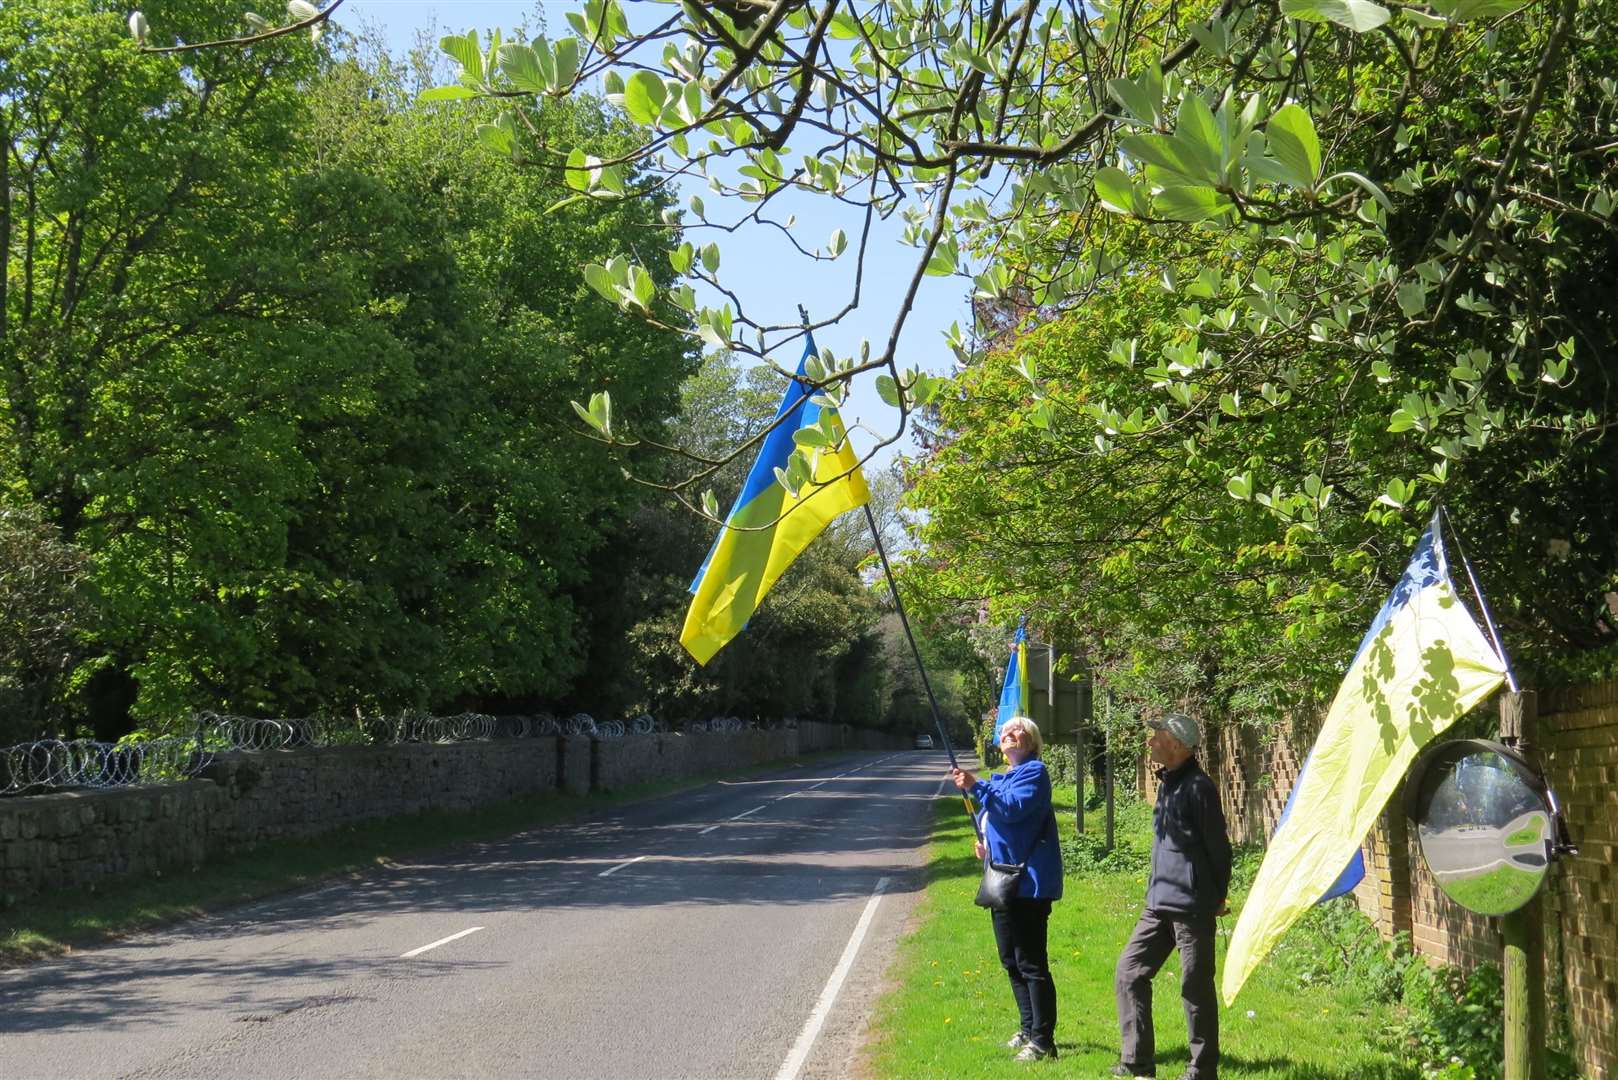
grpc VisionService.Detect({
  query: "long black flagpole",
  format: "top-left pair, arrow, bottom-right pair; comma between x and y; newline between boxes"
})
863,502 -> 982,841
795,303 -> 979,838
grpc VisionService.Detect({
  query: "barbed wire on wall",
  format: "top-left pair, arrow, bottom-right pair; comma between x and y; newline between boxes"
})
0,705 -> 668,796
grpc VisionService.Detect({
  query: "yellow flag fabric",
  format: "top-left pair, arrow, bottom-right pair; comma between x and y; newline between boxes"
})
679,339 -> 869,665
1221,517 -> 1506,1005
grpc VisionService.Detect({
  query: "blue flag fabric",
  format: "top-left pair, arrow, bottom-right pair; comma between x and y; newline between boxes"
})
992,625 -> 1029,742
680,335 -> 869,665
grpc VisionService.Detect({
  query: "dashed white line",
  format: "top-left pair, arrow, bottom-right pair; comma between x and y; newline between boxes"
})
598,855 -> 647,878
774,877 -> 891,1080
400,926 -> 484,959
730,804 -> 767,820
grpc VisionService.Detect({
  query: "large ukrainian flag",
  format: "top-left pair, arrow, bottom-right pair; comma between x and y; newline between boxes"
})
993,624 -> 1029,741
680,336 -> 870,665
1222,511 -> 1507,1004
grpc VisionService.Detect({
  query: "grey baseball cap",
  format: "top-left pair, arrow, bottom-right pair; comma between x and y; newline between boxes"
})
1148,712 -> 1200,750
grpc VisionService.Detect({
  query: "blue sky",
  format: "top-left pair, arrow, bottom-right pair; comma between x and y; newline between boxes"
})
336,0 -> 975,464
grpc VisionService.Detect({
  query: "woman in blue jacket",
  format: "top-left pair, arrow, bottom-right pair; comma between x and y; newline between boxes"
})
951,716 -> 1063,1061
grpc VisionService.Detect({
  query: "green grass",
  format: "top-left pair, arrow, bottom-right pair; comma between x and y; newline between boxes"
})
0,758 -> 827,967
1435,863 -> 1542,915
865,794 -> 1423,1079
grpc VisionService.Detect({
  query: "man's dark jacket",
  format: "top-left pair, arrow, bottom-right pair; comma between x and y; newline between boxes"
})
1146,757 -> 1233,915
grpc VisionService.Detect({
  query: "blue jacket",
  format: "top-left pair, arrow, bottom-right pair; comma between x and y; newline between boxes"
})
972,758 -> 1063,901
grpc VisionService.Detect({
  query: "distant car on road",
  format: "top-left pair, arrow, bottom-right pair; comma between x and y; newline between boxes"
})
913,733 -> 934,750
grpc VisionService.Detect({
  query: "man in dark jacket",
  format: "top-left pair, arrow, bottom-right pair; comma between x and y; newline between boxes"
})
1110,713 -> 1232,1080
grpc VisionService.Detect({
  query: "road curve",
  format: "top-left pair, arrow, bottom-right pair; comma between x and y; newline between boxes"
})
0,750 -> 952,1080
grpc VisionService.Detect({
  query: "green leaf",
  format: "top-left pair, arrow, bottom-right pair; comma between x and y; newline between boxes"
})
418,85 -> 479,102
287,0 -> 319,20
623,71 -> 667,125
1265,104 -> 1321,189
497,44 -> 548,93
875,374 -> 901,407
631,266 -> 655,309
828,11 -> 862,38
1226,473 -> 1254,500
827,228 -> 847,257
582,263 -> 616,302
1106,68 -> 1163,126
571,399 -> 602,432
1322,170 -> 1392,209
793,426 -> 832,450
1154,186 -> 1230,223
441,33 -> 485,82
543,193 -> 588,215
1094,167 -> 1136,214
1279,0 -> 1393,31
1396,280 -> 1428,318
670,243 -> 694,273
564,147 -> 591,192
1376,477 -> 1411,508
1431,0 -> 1521,19
553,37 -> 581,87
701,490 -> 720,518
1174,93 -> 1224,179
700,243 -> 721,274
1402,8 -> 1451,27
476,122 -> 513,155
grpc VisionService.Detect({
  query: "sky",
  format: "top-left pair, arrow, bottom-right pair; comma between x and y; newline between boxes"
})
336,0 -> 976,465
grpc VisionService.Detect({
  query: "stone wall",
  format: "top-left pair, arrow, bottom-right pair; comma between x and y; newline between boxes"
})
1170,680 -> 1618,1080
0,723 -> 906,905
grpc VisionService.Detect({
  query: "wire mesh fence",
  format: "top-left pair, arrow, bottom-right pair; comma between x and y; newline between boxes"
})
0,707 -> 674,796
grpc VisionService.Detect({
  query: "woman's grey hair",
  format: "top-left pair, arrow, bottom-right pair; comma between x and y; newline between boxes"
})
1000,716 -> 1043,757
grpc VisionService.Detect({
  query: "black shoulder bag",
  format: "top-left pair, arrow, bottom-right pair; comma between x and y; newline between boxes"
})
974,809 -> 1056,911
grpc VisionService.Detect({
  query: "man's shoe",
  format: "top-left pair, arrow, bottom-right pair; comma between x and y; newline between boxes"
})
1006,1031 -> 1032,1050
1014,1041 -> 1057,1062
1108,1064 -> 1155,1078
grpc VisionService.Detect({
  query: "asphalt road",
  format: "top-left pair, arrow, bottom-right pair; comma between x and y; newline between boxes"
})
0,749 -> 955,1080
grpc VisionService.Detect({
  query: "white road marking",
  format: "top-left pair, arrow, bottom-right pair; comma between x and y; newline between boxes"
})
700,803 -> 769,834
774,876 -> 891,1080
598,855 -> 647,878
400,926 -> 484,959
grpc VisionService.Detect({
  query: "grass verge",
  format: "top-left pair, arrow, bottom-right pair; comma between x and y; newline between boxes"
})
0,755 -> 830,968
864,791 -> 1424,1079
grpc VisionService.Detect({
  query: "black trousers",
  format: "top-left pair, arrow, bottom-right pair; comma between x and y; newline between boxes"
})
1114,909 -> 1219,1078
990,898 -> 1056,1050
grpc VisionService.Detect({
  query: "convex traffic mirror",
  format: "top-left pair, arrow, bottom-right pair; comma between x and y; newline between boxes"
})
1404,739 -> 1575,916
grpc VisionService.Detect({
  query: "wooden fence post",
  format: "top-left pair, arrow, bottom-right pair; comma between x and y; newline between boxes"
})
1499,689 -> 1545,1080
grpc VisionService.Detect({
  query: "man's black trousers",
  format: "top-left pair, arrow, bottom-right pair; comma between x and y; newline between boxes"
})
1114,908 -> 1219,1077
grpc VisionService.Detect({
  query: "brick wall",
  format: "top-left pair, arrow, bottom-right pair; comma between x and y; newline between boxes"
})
1176,680 -> 1618,1080
1537,680 -> 1618,1080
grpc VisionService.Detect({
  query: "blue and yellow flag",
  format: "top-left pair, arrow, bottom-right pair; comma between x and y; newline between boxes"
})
992,624 -> 1029,741
1222,511 -> 1507,1004
680,336 -> 870,665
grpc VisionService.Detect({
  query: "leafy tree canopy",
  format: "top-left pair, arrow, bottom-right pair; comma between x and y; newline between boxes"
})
412,0 -> 1615,709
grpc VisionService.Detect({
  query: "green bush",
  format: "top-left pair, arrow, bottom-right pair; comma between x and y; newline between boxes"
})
1265,899 -> 1582,1080
1059,794 -> 1153,876
1273,896 -> 1418,1006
